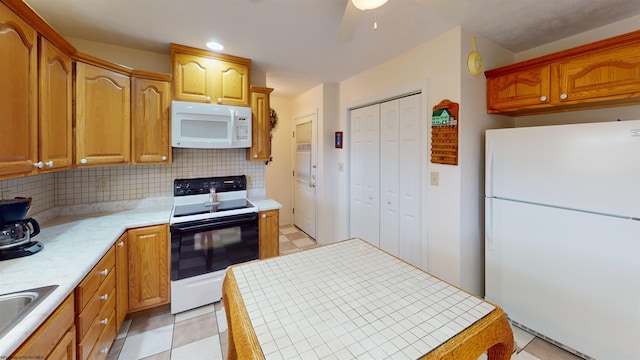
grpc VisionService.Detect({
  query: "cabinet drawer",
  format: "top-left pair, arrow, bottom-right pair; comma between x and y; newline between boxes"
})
77,289 -> 116,360
76,270 -> 115,339
76,246 -> 115,312
87,309 -> 117,360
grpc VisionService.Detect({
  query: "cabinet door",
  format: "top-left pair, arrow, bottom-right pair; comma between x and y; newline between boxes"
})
132,77 -> 171,164
172,52 -> 215,103
39,38 -> 73,171
553,42 -> 640,104
259,210 -> 279,259
47,327 -> 76,360
247,86 -> 274,161
115,232 -> 128,330
216,60 -> 250,106
128,224 -> 170,312
486,65 -> 551,113
75,62 -> 130,166
0,3 -> 38,178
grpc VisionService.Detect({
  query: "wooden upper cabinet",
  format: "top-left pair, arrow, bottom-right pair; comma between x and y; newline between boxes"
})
171,43 -> 251,106
552,42 -> 640,104
0,2 -> 38,178
131,71 -> 172,164
216,60 -> 250,106
247,86 -> 274,161
486,30 -> 640,115
75,59 -> 131,166
487,65 -> 551,113
39,38 -> 73,171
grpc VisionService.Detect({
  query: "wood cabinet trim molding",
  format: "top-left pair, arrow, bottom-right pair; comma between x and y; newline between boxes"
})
1,0 -> 76,56
74,51 -> 133,75
131,69 -> 171,82
485,29 -> 640,77
170,43 -> 251,66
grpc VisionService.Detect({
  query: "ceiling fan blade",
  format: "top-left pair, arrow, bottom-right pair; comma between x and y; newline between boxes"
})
337,0 -> 361,44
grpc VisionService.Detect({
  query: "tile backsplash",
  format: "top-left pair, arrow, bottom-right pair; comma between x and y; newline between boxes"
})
0,148 -> 264,216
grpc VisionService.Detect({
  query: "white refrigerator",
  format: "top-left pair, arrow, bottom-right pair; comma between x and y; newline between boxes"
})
485,120 -> 640,360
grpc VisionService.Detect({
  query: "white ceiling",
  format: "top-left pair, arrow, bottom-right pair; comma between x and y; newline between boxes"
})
24,0 -> 640,98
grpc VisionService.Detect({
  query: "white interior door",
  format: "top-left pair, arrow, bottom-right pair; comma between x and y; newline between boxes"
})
349,94 -> 422,265
349,104 -> 380,246
379,100 -> 399,255
293,113 -> 316,238
397,94 -> 421,266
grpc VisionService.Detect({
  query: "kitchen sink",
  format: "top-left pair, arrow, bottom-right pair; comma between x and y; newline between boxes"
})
0,285 -> 58,340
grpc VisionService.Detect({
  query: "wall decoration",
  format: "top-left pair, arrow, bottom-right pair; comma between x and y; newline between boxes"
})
431,99 -> 458,165
335,131 -> 343,148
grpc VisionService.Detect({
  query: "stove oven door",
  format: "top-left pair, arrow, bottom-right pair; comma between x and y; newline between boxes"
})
170,212 -> 259,281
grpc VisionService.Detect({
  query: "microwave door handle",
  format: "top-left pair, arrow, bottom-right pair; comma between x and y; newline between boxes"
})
230,108 -> 236,147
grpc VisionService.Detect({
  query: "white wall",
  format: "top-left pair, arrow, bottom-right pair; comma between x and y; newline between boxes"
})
266,96 -> 293,225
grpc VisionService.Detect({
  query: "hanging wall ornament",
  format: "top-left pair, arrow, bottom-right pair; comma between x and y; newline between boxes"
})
269,108 -> 278,131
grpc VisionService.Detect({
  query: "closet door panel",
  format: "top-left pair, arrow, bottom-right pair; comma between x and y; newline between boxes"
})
380,100 -> 399,256
398,94 -> 422,267
349,104 -> 380,247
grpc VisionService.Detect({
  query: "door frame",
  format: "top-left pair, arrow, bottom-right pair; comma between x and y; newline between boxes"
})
291,109 -> 318,238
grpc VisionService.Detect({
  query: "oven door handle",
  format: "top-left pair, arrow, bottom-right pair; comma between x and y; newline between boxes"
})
171,213 -> 258,232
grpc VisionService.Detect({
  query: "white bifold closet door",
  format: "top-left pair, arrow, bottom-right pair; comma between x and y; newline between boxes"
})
350,94 -> 421,266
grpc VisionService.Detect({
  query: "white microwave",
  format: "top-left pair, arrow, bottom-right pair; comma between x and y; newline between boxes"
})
171,101 -> 252,149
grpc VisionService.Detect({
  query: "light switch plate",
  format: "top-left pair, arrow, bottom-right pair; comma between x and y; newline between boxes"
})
430,171 -> 439,186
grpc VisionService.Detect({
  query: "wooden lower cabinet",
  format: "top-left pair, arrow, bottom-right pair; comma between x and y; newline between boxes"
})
115,232 -> 128,330
128,224 -> 170,312
75,246 -> 116,360
11,294 -> 76,359
259,209 -> 279,259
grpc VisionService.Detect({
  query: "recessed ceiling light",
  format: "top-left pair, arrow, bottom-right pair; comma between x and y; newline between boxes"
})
206,41 -> 224,51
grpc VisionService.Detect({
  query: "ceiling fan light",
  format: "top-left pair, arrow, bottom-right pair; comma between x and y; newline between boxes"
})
352,0 -> 388,11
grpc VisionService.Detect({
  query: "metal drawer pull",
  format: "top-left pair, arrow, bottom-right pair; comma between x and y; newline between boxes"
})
100,347 -> 109,354
100,269 -> 109,276
117,241 -> 124,247
99,318 -> 108,325
99,294 -> 108,300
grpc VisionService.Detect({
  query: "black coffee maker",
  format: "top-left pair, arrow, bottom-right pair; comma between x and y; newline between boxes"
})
0,198 -> 43,261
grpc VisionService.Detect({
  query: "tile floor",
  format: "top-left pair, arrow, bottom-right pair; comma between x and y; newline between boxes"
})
107,225 -> 582,360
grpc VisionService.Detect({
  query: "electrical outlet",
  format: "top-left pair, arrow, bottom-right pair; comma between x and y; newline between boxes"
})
430,171 -> 439,186
2,189 -> 11,199
97,178 -> 109,191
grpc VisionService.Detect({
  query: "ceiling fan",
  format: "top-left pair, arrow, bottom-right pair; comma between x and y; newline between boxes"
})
337,0 -> 389,43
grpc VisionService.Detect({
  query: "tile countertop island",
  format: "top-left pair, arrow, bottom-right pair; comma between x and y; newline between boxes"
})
223,239 -> 514,360
0,195 -> 281,357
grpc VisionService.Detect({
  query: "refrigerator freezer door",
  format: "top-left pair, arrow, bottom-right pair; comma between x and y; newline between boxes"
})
485,198 -> 640,359
486,120 -> 640,218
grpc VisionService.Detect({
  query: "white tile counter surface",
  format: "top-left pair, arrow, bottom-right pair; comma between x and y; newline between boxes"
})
232,239 -> 496,360
0,203 -> 172,357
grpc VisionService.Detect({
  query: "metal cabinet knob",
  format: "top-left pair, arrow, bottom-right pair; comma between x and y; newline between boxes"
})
33,161 -> 43,168
262,214 -> 266,218
99,294 -> 108,300
540,96 -> 547,102
206,96 -> 211,102
100,269 -> 108,276
162,156 -> 167,161
99,318 -> 108,325
117,241 -> 124,247
80,158 -> 88,164
560,93 -> 568,100
254,154 -> 258,158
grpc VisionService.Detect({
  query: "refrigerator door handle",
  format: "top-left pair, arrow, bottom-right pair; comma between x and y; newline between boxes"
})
486,200 -> 494,251
486,143 -> 494,197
